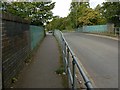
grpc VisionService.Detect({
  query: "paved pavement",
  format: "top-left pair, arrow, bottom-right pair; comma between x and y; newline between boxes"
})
64,32 -> 118,88
14,35 -> 63,88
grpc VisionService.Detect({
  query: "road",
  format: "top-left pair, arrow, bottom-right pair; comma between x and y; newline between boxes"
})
63,32 -> 118,88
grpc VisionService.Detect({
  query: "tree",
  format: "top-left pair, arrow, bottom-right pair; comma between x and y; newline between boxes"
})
46,15 -> 73,31
2,2 -> 55,26
68,2 -> 106,27
78,4 -> 107,26
68,2 -> 90,28
46,2 -> 107,31
95,4 -> 102,12
101,2 -> 120,26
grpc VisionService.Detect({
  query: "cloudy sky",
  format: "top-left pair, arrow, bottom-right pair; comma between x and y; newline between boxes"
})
52,0 -> 106,17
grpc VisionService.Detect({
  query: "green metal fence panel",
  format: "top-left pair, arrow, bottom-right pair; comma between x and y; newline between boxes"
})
75,27 -> 83,32
83,25 -> 107,33
30,25 -> 44,50
76,24 -> 119,36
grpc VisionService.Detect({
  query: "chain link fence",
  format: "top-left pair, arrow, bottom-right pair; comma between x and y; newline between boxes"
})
30,25 -> 44,50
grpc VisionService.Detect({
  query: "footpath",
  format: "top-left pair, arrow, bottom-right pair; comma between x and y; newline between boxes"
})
13,35 -> 64,88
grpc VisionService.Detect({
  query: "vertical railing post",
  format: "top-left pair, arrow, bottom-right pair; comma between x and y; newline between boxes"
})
66,47 -> 70,75
72,57 -> 76,90
61,37 -> 64,50
64,43 -> 66,56
67,48 -> 69,68
64,43 -> 67,72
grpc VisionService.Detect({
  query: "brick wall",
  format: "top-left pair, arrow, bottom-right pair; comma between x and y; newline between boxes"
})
2,12 -> 30,88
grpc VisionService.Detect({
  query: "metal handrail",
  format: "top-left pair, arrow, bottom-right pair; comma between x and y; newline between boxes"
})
55,30 -> 94,90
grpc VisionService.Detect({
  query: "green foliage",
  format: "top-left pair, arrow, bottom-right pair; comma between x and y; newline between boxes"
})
2,2 -> 55,26
55,67 -> 65,75
46,2 -> 108,31
68,2 -> 90,27
2,1 -> 119,29
12,77 -> 18,83
78,8 -> 106,25
69,2 -> 106,27
46,16 -> 73,31
94,4 -> 101,12
101,2 -> 120,26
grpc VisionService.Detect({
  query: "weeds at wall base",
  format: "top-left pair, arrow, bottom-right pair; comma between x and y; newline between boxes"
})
10,37 -> 45,88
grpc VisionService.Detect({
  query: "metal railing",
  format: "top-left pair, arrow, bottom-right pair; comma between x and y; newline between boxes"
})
54,30 -> 94,90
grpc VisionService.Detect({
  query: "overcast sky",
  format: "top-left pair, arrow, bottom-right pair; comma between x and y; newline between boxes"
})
7,0 -> 106,17
52,0 -> 106,17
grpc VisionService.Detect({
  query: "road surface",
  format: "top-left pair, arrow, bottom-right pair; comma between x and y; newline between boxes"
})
64,32 -> 118,88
